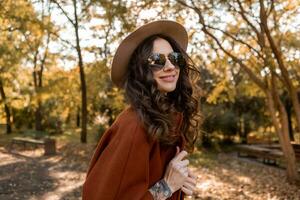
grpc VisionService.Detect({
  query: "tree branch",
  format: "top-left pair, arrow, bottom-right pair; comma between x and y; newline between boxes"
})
177,0 -> 267,91
50,0 -> 75,26
49,30 -> 76,49
205,24 -> 264,60
206,27 -> 267,91
236,0 -> 260,37
259,0 -> 291,90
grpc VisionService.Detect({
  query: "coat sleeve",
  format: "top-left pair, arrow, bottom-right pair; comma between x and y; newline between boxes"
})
82,118 -> 154,200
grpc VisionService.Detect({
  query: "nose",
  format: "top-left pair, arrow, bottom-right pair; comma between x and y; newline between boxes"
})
163,58 -> 176,71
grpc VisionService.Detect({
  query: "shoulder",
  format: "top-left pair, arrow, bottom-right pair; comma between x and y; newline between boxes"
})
115,106 -> 140,124
109,106 -> 149,143
113,106 -> 143,129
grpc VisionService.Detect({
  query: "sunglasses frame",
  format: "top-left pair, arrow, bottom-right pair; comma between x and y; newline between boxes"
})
147,52 -> 186,71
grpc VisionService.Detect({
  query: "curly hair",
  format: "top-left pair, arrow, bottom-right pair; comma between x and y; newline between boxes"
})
124,34 -> 202,152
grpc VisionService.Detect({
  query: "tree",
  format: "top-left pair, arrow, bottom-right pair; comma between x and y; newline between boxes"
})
25,0 -> 56,131
175,0 -> 299,183
48,0 -> 153,142
50,0 -> 89,143
0,0 -> 42,134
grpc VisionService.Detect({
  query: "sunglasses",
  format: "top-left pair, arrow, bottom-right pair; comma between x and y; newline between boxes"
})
147,52 -> 186,71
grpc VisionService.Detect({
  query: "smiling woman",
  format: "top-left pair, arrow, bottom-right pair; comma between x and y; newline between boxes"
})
151,38 -> 182,93
83,20 -> 202,200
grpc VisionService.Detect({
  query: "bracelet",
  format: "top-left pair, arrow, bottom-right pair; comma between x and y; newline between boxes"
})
148,179 -> 173,200
161,179 -> 173,198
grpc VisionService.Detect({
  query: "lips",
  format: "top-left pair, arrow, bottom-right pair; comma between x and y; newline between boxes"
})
159,75 -> 176,82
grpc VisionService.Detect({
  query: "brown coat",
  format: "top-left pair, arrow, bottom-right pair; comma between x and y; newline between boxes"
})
82,106 -> 185,200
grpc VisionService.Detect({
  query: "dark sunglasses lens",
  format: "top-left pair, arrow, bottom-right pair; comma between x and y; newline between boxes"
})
169,52 -> 185,68
148,54 -> 166,66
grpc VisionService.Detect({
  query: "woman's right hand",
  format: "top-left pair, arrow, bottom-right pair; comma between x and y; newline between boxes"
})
163,146 -> 189,193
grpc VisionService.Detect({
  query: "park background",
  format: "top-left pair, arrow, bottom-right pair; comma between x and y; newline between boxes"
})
0,0 -> 300,199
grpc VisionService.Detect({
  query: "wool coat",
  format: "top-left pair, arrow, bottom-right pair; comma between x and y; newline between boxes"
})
82,106 -> 185,200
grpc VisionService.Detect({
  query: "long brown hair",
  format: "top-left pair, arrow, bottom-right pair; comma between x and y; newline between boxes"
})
124,34 -> 202,152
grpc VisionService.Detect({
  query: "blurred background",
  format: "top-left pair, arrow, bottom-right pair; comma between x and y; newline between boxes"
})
0,0 -> 300,199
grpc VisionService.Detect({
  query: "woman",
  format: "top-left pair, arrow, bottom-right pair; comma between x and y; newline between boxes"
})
83,20 -> 201,200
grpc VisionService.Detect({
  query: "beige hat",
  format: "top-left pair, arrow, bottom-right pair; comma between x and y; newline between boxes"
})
111,20 -> 188,88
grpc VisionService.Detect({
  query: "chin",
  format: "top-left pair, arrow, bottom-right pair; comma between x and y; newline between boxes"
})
158,85 -> 177,93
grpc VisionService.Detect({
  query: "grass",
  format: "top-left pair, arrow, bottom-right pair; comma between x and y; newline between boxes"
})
0,125 -> 100,148
0,132 -> 18,147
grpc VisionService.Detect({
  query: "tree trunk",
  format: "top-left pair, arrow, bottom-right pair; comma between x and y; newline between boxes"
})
284,96 -> 294,141
73,0 -> 87,143
76,105 -> 80,127
33,70 -> 43,131
0,79 -> 12,134
33,48 -> 43,131
259,0 -> 300,135
266,73 -> 299,183
266,93 -> 298,182
239,116 -> 247,144
32,29 -> 49,131
35,100 -> 43,131
52,0 -> 88,143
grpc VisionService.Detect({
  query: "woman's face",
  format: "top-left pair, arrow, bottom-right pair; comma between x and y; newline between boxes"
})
151,38 -> 180,93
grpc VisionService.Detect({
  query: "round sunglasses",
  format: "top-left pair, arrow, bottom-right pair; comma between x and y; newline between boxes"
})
147,52 -> 186,71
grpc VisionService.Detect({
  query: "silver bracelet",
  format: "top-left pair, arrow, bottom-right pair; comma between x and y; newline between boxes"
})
148,179 -> 172,200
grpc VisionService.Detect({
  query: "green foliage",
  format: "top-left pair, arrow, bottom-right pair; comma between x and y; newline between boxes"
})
12,107 -> 35,129
22,129 -> 48,139
94,124 -> 107,142
202,95 -> 270,146
86,61 -> 126,125
43,115 -> 62,134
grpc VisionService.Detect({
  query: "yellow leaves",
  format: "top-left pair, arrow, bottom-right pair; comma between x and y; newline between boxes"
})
10,96 -> 29,109
175,15 -> 185,25
283,0 -> 299,11
240,81 -> 263,97
207,79 -> 226,104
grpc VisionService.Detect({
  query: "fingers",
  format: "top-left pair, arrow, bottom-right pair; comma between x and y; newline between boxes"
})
175,159 -> 189,171
186,169 -> 197,187
188,169 -> 197,179
171,148 -> 190,177
185,176 -> 197,186
180,166 -> 189,177
183,181 -> 196,190
179,159 -> 189,166
173,150 -> 188,162
181,185 -> 193,196
173,159 -> 189,173
182,181 -> 196,195
176,146 -> 180,155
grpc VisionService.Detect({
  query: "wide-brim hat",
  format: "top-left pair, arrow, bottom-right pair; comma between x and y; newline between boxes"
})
111,20 -> 188,88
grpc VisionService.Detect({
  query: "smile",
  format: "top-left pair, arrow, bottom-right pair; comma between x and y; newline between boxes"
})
159,75 -> 176,82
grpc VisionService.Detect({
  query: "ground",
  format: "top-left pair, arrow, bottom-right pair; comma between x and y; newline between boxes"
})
188,151 -> 300,200
0,137 -> 299,200
0,141 -> 94,200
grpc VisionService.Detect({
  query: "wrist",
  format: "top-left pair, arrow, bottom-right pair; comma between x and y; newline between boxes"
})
161,178 -> 173,197
162,178 -> 174,194
148,179 -> 173,200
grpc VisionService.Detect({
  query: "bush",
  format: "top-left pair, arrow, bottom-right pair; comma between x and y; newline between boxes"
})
12,107 -> 35,129
43,116 -> 62,134
94,124 -> 107,142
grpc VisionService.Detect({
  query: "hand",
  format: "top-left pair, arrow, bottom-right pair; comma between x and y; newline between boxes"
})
163,146 -> 189,193
181,168 -> 197,196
